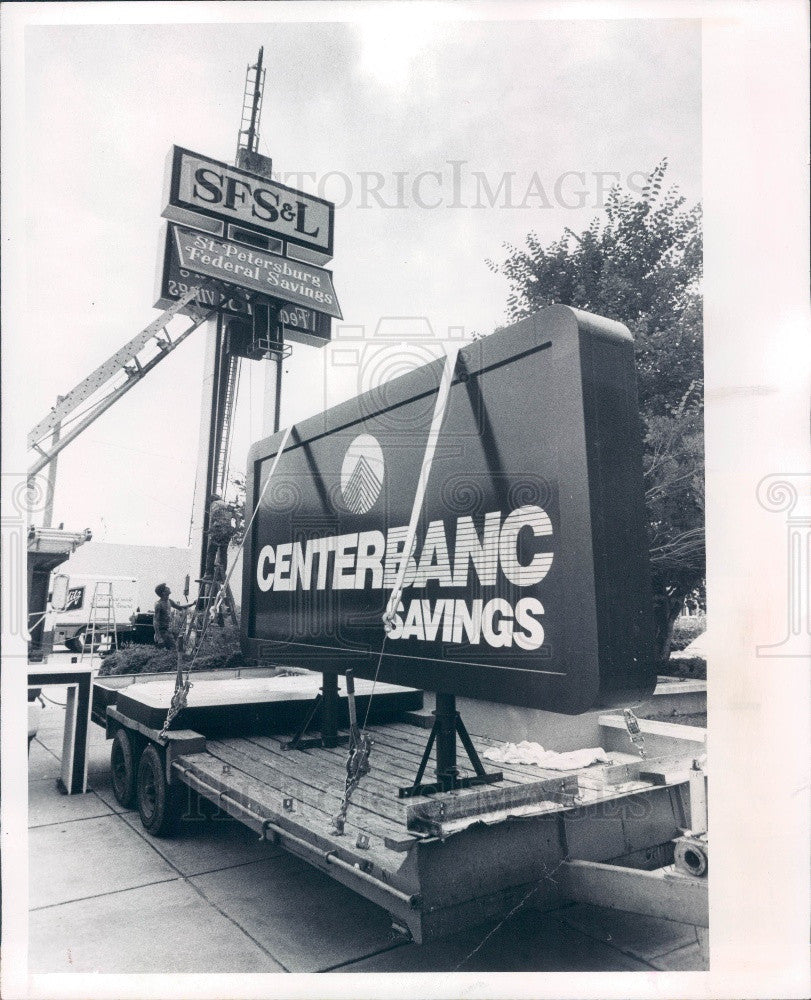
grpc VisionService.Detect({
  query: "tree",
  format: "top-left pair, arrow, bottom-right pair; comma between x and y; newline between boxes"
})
489,160 -> 704,659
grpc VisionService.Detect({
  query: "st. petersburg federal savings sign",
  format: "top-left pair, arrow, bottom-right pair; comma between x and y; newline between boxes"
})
153,223 -> 332,346
241,305 -> 657,714
170,224 -> 342,319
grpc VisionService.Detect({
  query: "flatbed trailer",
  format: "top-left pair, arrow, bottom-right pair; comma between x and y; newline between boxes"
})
96,306 -> 709,945
103,677 -> 707,944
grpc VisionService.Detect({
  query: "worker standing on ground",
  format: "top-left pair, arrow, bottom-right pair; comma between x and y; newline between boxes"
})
205,493 -> 237,580
153,583 -> 192,650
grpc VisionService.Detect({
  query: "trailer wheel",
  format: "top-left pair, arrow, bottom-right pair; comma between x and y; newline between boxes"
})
137,745 -> 180,837
110,729 -> 137,808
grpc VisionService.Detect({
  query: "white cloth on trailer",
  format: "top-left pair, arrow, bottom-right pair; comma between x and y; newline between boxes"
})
482,741 -> 611,770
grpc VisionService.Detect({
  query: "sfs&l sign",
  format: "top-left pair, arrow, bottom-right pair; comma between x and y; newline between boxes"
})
162,146 -> 334,260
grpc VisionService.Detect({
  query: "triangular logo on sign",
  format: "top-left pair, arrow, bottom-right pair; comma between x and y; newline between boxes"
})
341,435 -> 384,513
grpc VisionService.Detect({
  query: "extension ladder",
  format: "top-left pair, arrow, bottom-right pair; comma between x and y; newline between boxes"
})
235,51 -> 266,161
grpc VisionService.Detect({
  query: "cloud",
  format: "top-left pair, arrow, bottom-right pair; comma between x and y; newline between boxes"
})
357,8 -> 437,88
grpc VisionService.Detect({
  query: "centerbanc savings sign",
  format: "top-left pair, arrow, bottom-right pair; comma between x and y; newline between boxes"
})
242,306 -> 657,715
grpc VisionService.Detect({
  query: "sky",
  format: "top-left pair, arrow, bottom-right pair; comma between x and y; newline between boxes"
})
18,11 -> 701,547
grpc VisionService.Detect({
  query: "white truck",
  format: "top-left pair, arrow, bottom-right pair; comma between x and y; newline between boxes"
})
49,573 -> 138,652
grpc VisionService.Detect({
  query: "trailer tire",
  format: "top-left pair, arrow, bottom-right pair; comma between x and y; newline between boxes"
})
110,729 -> 137,808
137,745 -> 180,837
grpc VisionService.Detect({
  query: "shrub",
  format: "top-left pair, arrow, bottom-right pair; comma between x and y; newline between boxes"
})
98,623 -> 246,677
660,656 -> 706,680
670,613 -> 706,651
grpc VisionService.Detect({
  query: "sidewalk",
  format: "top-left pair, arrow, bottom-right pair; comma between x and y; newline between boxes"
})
27,691 -> 707,974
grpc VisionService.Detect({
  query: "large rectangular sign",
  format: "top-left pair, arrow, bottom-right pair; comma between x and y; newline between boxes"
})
153,224 -> 332,346
163,146 -> 334,260
172,224 -> 342,320
241,306 -> 656,714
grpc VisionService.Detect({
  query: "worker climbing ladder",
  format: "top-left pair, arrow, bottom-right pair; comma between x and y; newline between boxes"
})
183,570 -> 239,657
183,489 -> 243,656
80,580 -> 118,664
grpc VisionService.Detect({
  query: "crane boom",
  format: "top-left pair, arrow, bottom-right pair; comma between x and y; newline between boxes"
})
28,282 -> 226,477
28,46 -> 274,575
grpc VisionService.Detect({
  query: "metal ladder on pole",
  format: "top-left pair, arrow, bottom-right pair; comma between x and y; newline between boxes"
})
81,581 -> 118,665
236,47 -> 266,160
214,354 -> 241,498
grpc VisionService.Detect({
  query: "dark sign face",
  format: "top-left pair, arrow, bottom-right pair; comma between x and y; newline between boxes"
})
242,306 -> 655,713
169,225 -> 342,319
64,586 -> 85,613
153,224 -> 332,347
162,146 -> 334,261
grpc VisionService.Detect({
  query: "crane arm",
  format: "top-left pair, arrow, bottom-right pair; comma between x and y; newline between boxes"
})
28,282 -> 226,477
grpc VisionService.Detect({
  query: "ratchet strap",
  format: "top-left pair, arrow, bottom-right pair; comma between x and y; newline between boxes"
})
383,344 -> 460,629
333,346 -> 461,830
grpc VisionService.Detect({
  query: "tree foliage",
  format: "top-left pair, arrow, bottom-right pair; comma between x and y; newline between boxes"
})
489,160 -> 704,658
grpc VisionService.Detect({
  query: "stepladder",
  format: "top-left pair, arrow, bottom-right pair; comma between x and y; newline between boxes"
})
80,581 -> 118,664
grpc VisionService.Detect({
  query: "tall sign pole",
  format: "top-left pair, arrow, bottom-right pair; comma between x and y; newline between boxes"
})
188,312 -> 223,571
273,353 -> 282,433
191,49 -> 270,577
263,338 -> 284,435
167,49 -> 338,581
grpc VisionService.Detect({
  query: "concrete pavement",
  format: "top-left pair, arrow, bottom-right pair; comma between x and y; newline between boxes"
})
27,688 -> 707,974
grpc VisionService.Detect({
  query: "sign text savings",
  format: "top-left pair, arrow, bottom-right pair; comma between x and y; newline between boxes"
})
256,505 -> 553,650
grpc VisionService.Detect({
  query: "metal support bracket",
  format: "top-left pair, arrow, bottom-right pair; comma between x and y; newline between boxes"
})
398,694 -> 503,798
283,672 -> 349,751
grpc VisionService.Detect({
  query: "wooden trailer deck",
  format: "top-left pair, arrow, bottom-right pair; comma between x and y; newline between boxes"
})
165,721 -> 694,942
103,674 -> 699,943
